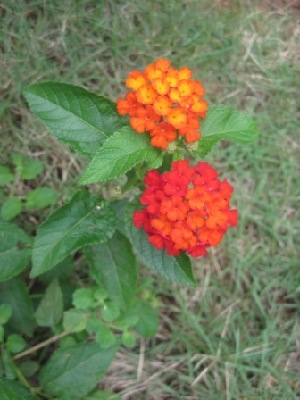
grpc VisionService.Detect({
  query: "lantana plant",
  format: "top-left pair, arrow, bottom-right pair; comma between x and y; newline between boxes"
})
0,59 -> 258,399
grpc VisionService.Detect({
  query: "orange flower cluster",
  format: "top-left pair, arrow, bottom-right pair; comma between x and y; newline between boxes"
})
117,58 -> 207,149
133,160 -> 238,257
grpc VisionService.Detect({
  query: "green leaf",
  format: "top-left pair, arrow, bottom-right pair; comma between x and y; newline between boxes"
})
23,82 -> 128,157
134,301 -> 159,338
63,310 -> 88,333
21,160 -> 44,180
101,301 -> 120,322
59,336 -> 77,348
90,231 -> 137,310
197,104 -> 259,156
110,199 -> 130,237
95,324 -> 116,349
94,288 -> 108,303
39,257 -> 75,284
0,166 -> 14,186
18,361 -> 39,378
1,197 -> 22,220
86,318 -> 102,334
1,349 -> 16,379
79,126 -> 163,185
0,378 -> 37,400
0,351 -> 4,374
6,334 -> 27,354
25,187 -> 58,209
121,331 -> 136,348
11,154 -> 23,168
0,221 -> 31,283
31,190 -> 117,277
12,154 -> 44,180
0,326 -> 4,343
72,288 -> 96,310
113,311 -> 139,331
39,343 -> 118,400
0,278 -> 35,336
127,221 -> 196,286
36,279 -> 63,328
60,281 -> 77,309
0,305 -> 12,325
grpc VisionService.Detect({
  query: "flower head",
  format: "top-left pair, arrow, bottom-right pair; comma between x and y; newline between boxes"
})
133,161 -> 237,257
117,59 -> 207,149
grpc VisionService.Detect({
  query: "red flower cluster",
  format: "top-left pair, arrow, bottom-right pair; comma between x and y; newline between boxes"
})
117,58 -> 207,149
133,160 -> 237,257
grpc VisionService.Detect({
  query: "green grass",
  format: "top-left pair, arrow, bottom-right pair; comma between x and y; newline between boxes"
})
1,0 -> 299,398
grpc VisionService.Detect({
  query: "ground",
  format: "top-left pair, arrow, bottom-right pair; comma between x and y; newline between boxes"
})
1,0 -> 299,399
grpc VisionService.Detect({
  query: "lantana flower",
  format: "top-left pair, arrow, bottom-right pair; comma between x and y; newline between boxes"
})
133,160 -> 237,257
117,59 -> 207,150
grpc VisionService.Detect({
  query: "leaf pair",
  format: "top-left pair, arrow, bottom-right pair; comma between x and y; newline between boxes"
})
30,191 -> 196,286
1,188 -> 58,221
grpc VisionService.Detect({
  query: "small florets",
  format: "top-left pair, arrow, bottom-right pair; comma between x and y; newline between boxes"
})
133,160 -> 238,257
117,59 -> 207,149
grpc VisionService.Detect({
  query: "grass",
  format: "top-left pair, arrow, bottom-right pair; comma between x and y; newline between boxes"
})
1,0 -> 299,398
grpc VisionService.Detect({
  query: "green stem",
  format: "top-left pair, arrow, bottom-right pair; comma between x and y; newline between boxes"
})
121,171 -> 139,194
171,149 -> 184,162
13,363 -> 32,390
159,153 -> 172,172
2,347 -> 33,393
